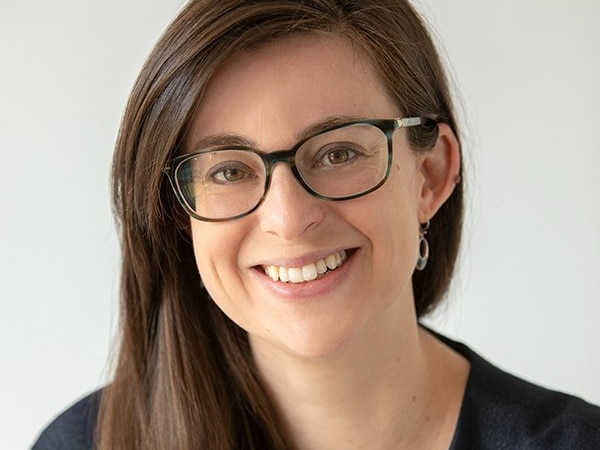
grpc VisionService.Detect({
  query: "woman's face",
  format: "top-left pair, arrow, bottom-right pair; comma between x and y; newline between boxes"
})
187,35 -> 429,360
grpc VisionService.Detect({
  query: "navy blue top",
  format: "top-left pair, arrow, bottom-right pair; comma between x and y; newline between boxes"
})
32,389 -> 99,450
444,336 -> 600,449
32,334 -> 600,449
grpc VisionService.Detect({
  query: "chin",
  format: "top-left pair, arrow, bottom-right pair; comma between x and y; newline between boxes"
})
253,317 -> 367,363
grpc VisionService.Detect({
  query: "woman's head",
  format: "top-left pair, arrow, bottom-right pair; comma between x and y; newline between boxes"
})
113,0 -> 463,318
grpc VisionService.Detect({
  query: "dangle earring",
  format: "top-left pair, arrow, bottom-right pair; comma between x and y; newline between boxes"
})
416,220 -> 430,271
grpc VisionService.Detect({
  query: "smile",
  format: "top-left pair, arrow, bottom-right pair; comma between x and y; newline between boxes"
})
263,250 -> 348,283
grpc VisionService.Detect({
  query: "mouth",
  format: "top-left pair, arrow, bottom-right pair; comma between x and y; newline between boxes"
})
261,249 -> 354,283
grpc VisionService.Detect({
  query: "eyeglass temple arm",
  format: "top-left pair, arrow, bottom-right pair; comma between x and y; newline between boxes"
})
396,117 -> 425,128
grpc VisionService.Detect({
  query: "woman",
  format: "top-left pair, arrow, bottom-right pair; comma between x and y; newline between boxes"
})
33,0 -> 600,449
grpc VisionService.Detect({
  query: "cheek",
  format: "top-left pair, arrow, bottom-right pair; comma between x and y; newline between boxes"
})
363,162 -> 422,269
190,223 -> 254,330
190,222 -> 241,291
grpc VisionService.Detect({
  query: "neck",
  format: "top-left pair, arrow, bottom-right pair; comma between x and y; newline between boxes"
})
249,305 -> 467,449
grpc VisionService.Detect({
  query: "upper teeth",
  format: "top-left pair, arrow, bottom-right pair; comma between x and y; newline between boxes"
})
265,250 -> 347,283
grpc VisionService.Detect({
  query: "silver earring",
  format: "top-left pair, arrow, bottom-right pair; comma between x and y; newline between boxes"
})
416,220 -> 430,271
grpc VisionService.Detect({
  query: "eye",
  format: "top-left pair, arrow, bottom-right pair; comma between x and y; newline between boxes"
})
208,162 -> 256,184
327,148 -> 354,164
315,143 -> 361,167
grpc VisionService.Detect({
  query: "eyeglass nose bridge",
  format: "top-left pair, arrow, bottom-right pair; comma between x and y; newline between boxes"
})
260,147 -> 323,201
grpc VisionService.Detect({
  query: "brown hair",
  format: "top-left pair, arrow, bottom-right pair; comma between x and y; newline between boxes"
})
98,0 -> 463,448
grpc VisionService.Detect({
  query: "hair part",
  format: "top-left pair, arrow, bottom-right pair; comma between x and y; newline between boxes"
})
98,1 -> 463,448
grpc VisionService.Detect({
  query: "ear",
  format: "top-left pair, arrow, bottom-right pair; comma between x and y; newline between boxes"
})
417,123 -> 461,222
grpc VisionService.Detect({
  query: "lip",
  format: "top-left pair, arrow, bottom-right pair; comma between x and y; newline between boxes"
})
250,248 -> 358,301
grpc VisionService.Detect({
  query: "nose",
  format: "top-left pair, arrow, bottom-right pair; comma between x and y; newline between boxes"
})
258,163 -> 324,240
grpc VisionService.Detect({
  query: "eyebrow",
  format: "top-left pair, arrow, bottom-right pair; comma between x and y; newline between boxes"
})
297,115 -> 362,141
188,115 -> 363,152
189,134 -> 256,151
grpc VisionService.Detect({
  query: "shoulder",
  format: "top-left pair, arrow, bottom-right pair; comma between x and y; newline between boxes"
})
434,332 -> 600,449
32,390 -> 102,450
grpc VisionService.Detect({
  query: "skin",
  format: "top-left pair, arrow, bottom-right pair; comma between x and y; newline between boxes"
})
186,35 -> 468,449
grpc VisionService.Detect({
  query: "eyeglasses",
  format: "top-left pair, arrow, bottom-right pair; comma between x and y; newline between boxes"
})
164,117 -> 434,222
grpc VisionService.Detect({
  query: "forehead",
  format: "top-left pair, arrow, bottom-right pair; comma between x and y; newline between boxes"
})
186,34 -> 398,150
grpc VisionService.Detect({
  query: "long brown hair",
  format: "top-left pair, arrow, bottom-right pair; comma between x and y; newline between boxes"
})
98,0 -> 463,448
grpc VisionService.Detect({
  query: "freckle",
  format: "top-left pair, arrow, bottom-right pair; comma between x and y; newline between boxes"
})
396,357 -> 400,363
426,416 -> 432,422
412,395 -> 417,402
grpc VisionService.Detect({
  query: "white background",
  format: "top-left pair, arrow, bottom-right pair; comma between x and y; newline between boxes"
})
1,1 -> 598,448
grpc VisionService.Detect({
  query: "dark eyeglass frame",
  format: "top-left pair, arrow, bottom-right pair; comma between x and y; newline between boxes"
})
164,117 -> 436,222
